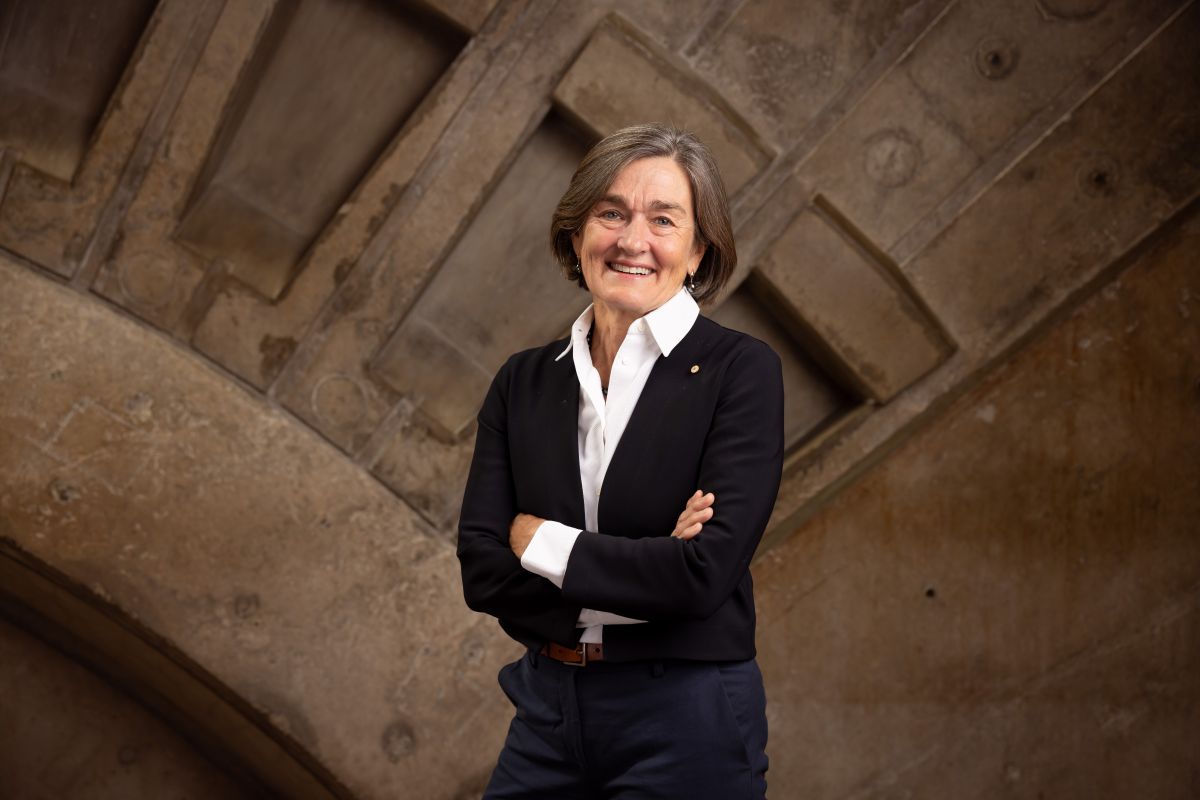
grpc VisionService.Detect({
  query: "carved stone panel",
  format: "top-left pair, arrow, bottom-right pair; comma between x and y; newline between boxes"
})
755,204 -> 953,403
0,0 -> 214,277
553,14 -> 773,196
372,115 -> 591,442
89,0 -> 277,332
175,0 -> 465,300
0,0 -> 157,182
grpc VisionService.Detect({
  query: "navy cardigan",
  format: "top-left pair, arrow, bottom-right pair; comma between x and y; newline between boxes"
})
456,315 -> 784,662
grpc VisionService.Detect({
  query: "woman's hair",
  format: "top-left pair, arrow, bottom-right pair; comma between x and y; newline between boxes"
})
550,123 -> 736,303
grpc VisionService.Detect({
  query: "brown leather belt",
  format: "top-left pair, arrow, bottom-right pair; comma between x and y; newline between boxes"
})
540,641 -> 604,666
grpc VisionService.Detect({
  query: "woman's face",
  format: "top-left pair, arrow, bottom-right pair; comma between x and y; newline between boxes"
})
572,156 -> 705,322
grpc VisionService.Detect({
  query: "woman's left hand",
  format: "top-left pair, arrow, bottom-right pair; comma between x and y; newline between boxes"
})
509,512 -> 544,559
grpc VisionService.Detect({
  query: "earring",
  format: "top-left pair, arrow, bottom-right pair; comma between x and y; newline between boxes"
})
687,272 -> 696,294
573,260 -> 582,277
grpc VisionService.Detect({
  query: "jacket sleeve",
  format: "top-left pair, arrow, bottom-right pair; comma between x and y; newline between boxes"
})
456,357 -> 582,644
560,339 -> 784,621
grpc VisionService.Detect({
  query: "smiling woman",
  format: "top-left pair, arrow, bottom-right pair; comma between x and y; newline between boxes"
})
457,124 -> 782,799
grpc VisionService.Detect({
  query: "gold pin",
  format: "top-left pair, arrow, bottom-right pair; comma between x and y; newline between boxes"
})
690,364 -> 700,374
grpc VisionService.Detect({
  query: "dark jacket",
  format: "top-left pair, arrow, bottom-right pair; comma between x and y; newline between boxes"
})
456,315 -> 784,662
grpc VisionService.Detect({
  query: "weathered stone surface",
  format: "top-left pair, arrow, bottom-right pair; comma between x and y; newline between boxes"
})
757,205 -> 952,402
1,1 -> 1196,796
764,3 -> 1200,553
685,0 -> 924,146
753,206 -> 1200,799
553,14 -> 773,196
269,0 -> 576,453
0,0 -> 156,183
176,0 -> 464,301
190,1 -> 539,390
0,0 -> 212,277
0,253 -> 519,799
798,0 -> 1182,250
0,617 -> 258,799
372,114 -> 590,443
90,0 -> 275,332
709,280 -> 852,448
902,0 -> 1200,347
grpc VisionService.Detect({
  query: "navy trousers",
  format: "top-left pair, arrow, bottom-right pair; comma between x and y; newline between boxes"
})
483,651 -> 768,799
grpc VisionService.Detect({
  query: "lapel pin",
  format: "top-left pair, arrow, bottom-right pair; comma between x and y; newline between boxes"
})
690,364 -> 700,374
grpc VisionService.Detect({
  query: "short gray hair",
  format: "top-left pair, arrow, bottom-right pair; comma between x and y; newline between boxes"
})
550,124 -> 736,303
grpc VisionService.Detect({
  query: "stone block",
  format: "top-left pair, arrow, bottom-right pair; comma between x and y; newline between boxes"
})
369,407 -> 478,534
553,14 -> 772,196
756,205 -> 952,403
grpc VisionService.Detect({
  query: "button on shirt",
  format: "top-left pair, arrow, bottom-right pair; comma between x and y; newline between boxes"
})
520,288 -> 699,643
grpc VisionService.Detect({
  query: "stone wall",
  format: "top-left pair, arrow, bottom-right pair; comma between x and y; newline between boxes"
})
1,0 -> 1197,797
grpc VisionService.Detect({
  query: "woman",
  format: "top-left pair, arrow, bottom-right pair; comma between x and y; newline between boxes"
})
457,123 -> 783,799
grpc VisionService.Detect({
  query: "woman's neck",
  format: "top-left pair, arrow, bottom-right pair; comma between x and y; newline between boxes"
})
589,303 -> 639,388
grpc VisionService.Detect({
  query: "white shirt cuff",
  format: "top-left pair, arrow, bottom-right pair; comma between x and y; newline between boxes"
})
519,520 -> 581,588
578,609 -> 645,626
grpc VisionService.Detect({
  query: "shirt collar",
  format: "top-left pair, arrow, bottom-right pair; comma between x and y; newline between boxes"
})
555,288 -> 698,361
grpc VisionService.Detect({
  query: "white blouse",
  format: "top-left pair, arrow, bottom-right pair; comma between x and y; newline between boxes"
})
520,288 -> 699,643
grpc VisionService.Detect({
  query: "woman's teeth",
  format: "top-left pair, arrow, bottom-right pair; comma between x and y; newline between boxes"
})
609,263 -> 652,276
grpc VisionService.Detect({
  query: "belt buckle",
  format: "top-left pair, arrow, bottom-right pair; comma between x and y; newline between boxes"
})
565,643 -> 587,667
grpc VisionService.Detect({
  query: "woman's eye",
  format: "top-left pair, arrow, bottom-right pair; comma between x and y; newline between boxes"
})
600,209 -> 621,220
653,217 -> 673,226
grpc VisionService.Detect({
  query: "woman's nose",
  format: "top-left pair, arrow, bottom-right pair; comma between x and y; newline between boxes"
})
618,216 -> 649,253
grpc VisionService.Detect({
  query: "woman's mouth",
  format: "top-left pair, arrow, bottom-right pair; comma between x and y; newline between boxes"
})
608,262 -> 653,276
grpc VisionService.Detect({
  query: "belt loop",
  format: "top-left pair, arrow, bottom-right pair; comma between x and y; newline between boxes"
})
650,661 -> 665,678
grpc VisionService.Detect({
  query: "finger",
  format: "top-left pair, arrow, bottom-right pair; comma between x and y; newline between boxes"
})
676,522 -> 703,540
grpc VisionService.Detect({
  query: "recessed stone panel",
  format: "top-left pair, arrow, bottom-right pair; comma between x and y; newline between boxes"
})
553,14 -> 772,196
190,2 -> 543,392
709,277 -> 854,449
799,0 -> 1179,250
0,0 -> 157,183
372,114 -> 592,442
175,0 -> 465,300
756,205 -> 953,403
0,0 -> 209,277
90,0 -> 275,332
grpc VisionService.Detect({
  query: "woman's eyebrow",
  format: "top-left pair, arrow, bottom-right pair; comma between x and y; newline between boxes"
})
648,200 -> 686,214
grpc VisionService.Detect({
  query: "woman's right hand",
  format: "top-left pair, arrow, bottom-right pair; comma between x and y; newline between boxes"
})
671,490 -> 715,540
